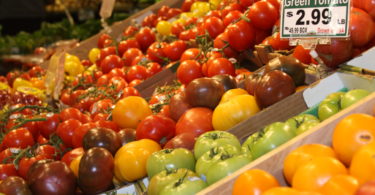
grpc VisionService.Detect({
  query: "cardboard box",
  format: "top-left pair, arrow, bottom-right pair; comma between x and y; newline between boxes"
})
197,72 -> 375,195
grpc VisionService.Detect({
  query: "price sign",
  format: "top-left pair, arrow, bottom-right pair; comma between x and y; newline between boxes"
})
280,0 -> 350,38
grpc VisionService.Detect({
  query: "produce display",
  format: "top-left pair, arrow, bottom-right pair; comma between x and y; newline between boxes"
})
232,105 -> 375,195
0,0 -> 375,194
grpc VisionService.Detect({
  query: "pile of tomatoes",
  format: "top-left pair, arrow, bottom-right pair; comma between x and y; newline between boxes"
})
232,106 -> 375,195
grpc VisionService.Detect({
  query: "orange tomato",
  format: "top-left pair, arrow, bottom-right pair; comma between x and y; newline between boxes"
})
298,191 -> 322,195
349,142 -> 375,185
232,169 -> 279,195
292,156 -> 347,192
262,187 -> 299,195
319,174 -> 359,195
30,77 -> 46,90
283,144 -> 337,185
112,96 -> 152,129
332,113 -> 375,166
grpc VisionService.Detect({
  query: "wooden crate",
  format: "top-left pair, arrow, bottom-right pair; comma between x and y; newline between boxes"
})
198,92 -> 375,195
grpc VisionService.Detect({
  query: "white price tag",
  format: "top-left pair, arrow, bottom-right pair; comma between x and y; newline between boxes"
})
281,0 -> 350,38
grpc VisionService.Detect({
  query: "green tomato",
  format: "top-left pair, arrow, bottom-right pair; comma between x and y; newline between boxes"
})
206,155 -> 251,185
159,175 -> 207,195
340,89 -> 371,109
194,131 -> 241,160
241,131 -> 261,160
295,120 -> 320,135
285,114 -> 320,134
148,168 -> 197,195
250,122 -> 295,159
318,102 -> 340,121
147,148 -> 196,179
195,144 -> 240,178
322,92 -> 345,104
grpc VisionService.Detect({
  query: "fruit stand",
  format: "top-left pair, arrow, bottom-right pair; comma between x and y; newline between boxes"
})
1,0 -> 375,195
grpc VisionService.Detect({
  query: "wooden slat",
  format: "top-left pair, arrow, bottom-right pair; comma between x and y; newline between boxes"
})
198,93 -> 375,195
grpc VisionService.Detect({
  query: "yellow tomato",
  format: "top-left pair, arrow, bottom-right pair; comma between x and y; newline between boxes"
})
0,82 -> 10,90
65,53 -> 81,64
88,48 -> 100,64
70,155 -> 82,177
156,20 -> 172,36
220,88 -> 248,104
319,174 -> 359,195
190,2 -> 211,17
64,60 -> 84,76
349,142 -> 375,185
212,94 -> 260,130
85,64 -> 98,74
173,18 -> 186,25
114,139 -> 161,182
30,77 -> 45,90
209,0 -> 222,10
180,12 -> 194,20
112,96 -> 152,129
16,86 -> 46,101
12,78 -> 33,90
283,144 -> 337,185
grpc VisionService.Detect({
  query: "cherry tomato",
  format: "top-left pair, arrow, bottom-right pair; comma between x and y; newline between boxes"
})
129,79 -> 143,87
97,34 -> 112,48
142,14 -> 158,27
223,10 -> 243,27
123,48 -> 143,67
121,87 -> 140,98
59,107 -> 83,121
163,40 -> 187,61
0,164 -> 18,180
95,120 -> 119,132
179,28 -> 198,41
266,32 -> 291,50
38,113 -> 60,139
2,128 -> 34,149
180,48 -> 203,62
207,57 -> 236,77
147,62 -> 162,76
98,46 -> 117,63
56,119 -> 82,148
72,122 -> 97,148
171,22 -> 185,37
123,26 -> 139,37
18,155 -> 46,179
135,27 -> 156,51
100,55 -> 124,74
203,16 -> 225,39
247,1 -> 279,30
109,76 -> 128,92
118,39 -> 140,57
147,42 -> 167,64
177,60 -> 203,85
214,32 -> 238,58
126,65 -> 149,82
89,99 -> 113,116
108,68 -> 126,79
35,144 -> 58,159
227,20 -> 255,51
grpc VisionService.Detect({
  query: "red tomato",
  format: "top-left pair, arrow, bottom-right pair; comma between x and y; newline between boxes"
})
240,0 -> 259,7
164,40 -> 187,61
96,75 -> 110,86
227,20 -> 255,51
60,90 -> 72,105
363,0 -> 375,20
214,32 -> 238,58
129,79 -> 143,87
147,42 -> 167,64
2,128 -> 34,149
61,147 -> 84,167
95,120 -> 119,132
97,34 -> 112,48
100,55 -> 124,74
108,68 -> 126,79
180,48 -> 203,62
126,65 -> 149,82
0,148 -> 18,163
89,99 -> 113,116
123,48 -> 143,67
59,107 -> 83,121
221,3 -> 244,18
293,45 -> 312,64
223,10 -> 243,27
204,16 -> 225,39
177,60 -> 204,85
157,5 -> 170,17
266,0 -> 280,13
0,164 -> 18,180
109,76 -> 128,92
164,132 -> 197,150
38,113 -> 60,139
176,107 -> 214,137
123,25 -> 139,37
35,144 -> 58,159
121,87 -> 140,98
159,105 -> 171,118
181,0 -> 197,12
28,66 -> 45,77
21,117 -> 39,140
136,115 -> 176,145
254,28 -> 272,45
171,22 -> 185,37
18,155 -> 46,179
98,46 -> 117,63
135,27 -> 156,51
147,62 -> 162,76
142,14 -> 158,27
266,32 -> 291,50
69,90 -> 86,106
247,1 -> 279,30
350,7 -> 375,47
56,119 -> 82,148
92,113 -> 110,122
315,38 -> 353,68
118,39 -> 140,57
37,135 -> 48,144
72,122 -> 98,148
179,29 -> 198,41
207,57 -> 236,77
167,8 -> 182,19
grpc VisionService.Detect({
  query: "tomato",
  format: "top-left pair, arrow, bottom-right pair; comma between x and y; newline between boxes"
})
126,65 -> 149,82
123,48 -> 143,67
181,0 -> 197,12
156,20 -> 172,35
293,45 -> 311,64
95,120 -> 119,132
223,10 -> 242,27
247,1 -> 278,30
320,174 -> 359,195
142,14 -> 158,27
179,28 -> 198,41
0,164 -> 18,180
59,107 -> 83,121
163,40 -> 187,61
266,32 -> 291,50
69,155 -> 82,177
266,0 -> 280,12
2,128 -> 34,149
232,169 -> 280,195
112,96 -> 152,129
56,119 -> 82,148
167,8 -> 182,19
363,0 -> 375,20
97,33 -> 112,48
100,55 -> 124,74
180,48 -> 203,62
123,25 -> 138,37
89,99 -> 112,116
214,32 -> 238,58
135,27 -> 156,51
171,22 -> 184,37
72,122 -> 97,148
0,148 -> 19,163
350,142 -> 375,185
61,147 -> 84,167
36,113 -> 59,139
147,62 -> 162,76
18,155 -> 46,179
108,68 -> 126,79
121,87 -> 140,98
114,139 -> 161,182
176,107 -> 213,137
109,76 -> 128,92
283,144 -> 337,185
292,156 -> 347,191
92,113 -> 109,121
98,46 -> 117,63
332,113 -> 375,166
35,144 -> 58,159
350,7 -> 375,47
263,187 -> 299,195
177,60 -> 203,85
221,3 -> 244,18
147,42 -> 167,64
118,39 -> 140,57
206,57 -> 236,77
136,115 -> 176,145
227,20 -> 255,51
203,16 -> 225,39
129,79 -> 142,87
